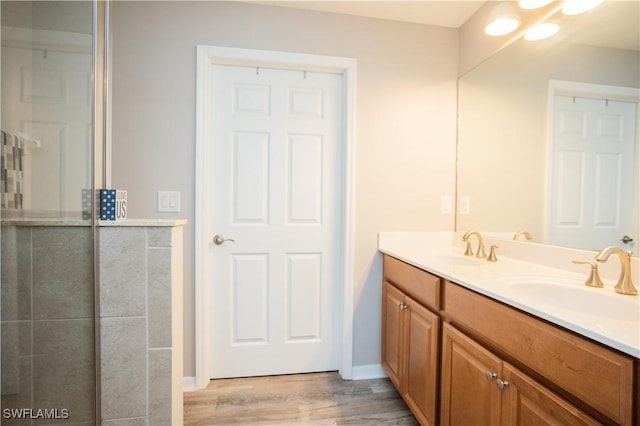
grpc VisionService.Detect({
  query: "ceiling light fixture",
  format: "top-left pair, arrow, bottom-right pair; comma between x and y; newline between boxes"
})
562,0 -> 603,15
485,2 -> 521,36
524,22 -> 560,40
518,0 -> 554,10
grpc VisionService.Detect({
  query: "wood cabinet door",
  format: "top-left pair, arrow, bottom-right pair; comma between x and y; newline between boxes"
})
501,364 -> 601,426
404,296 -> 440,426
381,281 -> 405,390
440,323 -> 502,426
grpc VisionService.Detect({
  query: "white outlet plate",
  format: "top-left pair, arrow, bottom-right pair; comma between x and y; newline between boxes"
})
158,191 -> 181,213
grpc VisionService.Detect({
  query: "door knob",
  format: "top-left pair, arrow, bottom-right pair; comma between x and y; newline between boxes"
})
213,234 -> 235,245
621,235 -> 634,244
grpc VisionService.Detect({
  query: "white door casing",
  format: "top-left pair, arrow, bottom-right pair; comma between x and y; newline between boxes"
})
194,46 -> 357,389
209,64 -> 342,378
546,81 -> 639,251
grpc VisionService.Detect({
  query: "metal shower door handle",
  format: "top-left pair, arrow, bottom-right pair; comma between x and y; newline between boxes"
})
213,234 -> 235,245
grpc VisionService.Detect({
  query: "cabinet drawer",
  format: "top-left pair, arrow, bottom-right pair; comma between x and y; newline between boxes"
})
443,280 -> 634,425
383,255 -> 441,310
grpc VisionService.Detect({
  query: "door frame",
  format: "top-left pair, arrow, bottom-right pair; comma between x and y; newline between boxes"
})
193,45 -> 357,390
544,79 -> 640,246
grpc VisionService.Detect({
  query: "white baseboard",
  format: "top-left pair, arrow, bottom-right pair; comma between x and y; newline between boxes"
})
183,376 -> 198,392
351,364 -> 387,380
185,366 -> 386,390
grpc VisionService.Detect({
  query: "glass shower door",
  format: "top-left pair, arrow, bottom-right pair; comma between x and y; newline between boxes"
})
1,1 -> 97,424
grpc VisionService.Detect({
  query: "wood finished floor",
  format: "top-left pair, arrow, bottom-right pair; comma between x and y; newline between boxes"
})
183,372 -> 419,425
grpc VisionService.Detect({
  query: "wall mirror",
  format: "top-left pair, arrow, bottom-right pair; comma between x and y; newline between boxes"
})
456,0 -> 640,252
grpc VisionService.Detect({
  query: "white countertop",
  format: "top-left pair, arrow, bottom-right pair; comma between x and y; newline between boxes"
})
2,218 -> 188,227
379,232 -> 640,358
99,219 -> 187,227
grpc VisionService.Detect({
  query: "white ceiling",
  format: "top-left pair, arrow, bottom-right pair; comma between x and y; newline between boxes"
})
249,1 -> 485,28
247,1 -> 638,51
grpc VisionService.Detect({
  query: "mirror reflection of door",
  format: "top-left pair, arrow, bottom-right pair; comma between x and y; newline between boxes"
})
549,93 -> 637,251
2,27 -> 92,217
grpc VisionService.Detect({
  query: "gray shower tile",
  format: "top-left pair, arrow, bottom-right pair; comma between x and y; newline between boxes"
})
102,417 -> 147,426
15,226 -> 32,249
33,319 -> 95,424
32,279 -> 93,320
148,349 -> 172,426
1,226 -> 20,321
1,322 -> 21,395
147,227 -> 172,248
32,245 -> 93,286
16,247 -> 33,320
0,356 -> 33,426
148,247 -> 172,347
30,226 -> 93,320
99,228 -> 146,317
31,227 -> 92,250
100,317 -> 146,420
17,320 -> 32,356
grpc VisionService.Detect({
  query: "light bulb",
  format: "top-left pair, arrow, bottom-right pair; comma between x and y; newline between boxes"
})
562,0 -> 603,15
485,17 -> 521,36
518,0 -> 554,10
485,3 -> 521,36
524,22 -> 560,40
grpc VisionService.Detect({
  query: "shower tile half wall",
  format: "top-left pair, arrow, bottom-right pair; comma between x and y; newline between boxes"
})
1,219 -> 184,425
99,221 -> 184,426
1,225 -> 95,425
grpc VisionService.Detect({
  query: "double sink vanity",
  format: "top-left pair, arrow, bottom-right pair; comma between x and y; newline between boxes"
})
378,232 -> 640,425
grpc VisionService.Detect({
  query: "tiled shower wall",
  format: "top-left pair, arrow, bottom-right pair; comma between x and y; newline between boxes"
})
99,223 -> 183,426
1,222 -> 183,425
1,225 -> 95,425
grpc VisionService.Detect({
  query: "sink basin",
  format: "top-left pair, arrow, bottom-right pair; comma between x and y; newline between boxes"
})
496,275 -> 640,322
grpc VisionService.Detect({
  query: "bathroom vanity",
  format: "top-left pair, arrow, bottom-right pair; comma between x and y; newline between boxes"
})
379,232 -> 640,426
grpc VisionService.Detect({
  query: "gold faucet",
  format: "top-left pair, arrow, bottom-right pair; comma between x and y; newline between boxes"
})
513,230 -> 532,241
462,230 -> 487,259
594,246 -> 637,295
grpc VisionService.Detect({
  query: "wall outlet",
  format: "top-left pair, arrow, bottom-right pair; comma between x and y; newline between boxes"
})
158,191 -> 181,213
440,195 -> 453,215
459,196 -> 471,215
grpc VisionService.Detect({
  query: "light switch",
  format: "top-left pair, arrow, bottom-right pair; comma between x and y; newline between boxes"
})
459,196 -> 471,215
158,191 -> 181,213
440,195 -> 452,215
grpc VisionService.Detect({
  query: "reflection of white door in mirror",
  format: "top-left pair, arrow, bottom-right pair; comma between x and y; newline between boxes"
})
548,93 -> 637,251
1,28 -> 92,217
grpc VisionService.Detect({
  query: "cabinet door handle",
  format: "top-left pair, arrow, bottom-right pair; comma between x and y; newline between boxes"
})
398,303 -> 408,310
496,379 -> 509,390
485,371 -> 497,381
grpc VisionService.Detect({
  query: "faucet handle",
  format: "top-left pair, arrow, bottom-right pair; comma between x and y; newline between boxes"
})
572,260 -> 604,288
487,245 -> 498,262
464,241 -> 474,256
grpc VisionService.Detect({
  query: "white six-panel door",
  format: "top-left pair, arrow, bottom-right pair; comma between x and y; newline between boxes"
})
549,95 -> 637,250
208,64 -> 343,378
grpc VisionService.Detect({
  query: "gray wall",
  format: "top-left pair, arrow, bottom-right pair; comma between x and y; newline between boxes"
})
110,1 -> 459,377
